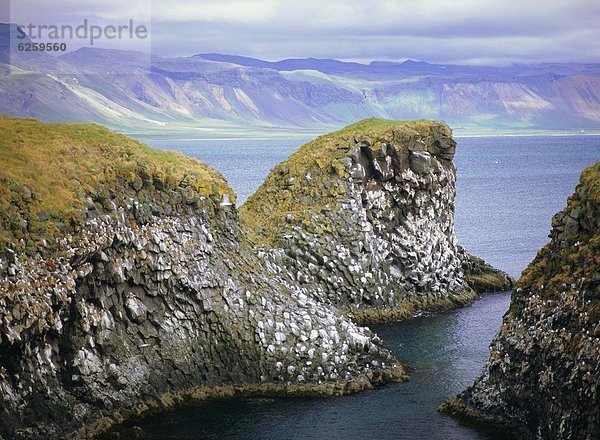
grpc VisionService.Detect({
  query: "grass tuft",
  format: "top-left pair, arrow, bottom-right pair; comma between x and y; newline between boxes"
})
0,116 -> 233,250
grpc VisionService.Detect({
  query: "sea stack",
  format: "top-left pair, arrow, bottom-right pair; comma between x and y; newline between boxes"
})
441,161 -> 600,439
240,118 -> 512,323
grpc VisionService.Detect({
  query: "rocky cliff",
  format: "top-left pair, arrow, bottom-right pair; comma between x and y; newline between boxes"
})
240,118 -> 512,323
0,117 -> 406,439
441,161 -> 600,439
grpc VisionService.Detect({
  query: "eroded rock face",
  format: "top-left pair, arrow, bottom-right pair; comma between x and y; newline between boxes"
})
0,121 -> 406,439
0,117 -> 511,438
458,248 -> 513,294
0,193 -> 405,439
441,162 -> 600,439
241,119 -> 510,322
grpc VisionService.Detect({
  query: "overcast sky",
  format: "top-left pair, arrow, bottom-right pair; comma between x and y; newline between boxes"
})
6,0 -> 600,65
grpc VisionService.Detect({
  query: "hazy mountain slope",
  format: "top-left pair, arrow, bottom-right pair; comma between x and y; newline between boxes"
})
1,24 -> 599,134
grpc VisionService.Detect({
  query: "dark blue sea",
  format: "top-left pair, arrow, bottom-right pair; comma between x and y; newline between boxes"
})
129,135 -> 599,439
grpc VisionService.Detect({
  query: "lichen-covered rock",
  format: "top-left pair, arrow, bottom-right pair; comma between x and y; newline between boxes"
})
441,161 -> 600,439
0,118 -> 406,439
459,247 -> 514,293
241,118 -> 511,323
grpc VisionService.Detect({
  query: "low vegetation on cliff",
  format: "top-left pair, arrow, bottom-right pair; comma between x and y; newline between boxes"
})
0,116 -> 232,252
240,117 -> 453,246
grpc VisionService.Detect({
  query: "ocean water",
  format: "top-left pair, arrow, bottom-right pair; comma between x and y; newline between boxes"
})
453,135 -> 599,279
128,135 -> 599,439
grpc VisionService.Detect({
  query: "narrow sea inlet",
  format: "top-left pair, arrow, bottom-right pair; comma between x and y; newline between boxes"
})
106,293 -> 510,439
104,135 -> 599,439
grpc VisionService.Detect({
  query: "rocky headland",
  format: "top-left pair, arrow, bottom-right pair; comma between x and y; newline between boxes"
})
0,116 -> 510,439
0,117 -> 408,439
440,161 -> 600,439
240,118 -> 512,323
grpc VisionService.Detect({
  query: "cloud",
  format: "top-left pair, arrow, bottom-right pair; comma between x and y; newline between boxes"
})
9,0 -> 150,23
7,0 -> 152,52
150,0 -> 600,64
150,0 -> 600,37
7,0 -> 600,64
154,0 -> 277,23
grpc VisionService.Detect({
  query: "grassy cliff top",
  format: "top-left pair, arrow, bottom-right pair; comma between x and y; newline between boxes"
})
0,116 -> 233,250
271,118 -> 451,176
240,117 -> 452,245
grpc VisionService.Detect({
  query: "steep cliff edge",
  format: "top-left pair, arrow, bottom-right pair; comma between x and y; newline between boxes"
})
0,117 -> 406,439
441,161 -> 600,439
240,118 -> 512,323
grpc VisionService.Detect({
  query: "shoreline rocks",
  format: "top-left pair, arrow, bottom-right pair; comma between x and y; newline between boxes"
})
0,205 -> 408,439
0,118 -> 406,439
440,161 -> 600,439
459,248 -> 514,294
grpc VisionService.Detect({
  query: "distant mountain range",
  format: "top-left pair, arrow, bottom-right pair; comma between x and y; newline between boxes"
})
1,23 -> 599,136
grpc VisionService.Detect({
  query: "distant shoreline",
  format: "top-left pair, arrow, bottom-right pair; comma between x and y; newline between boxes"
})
128,128 -> 600,142
454,131 -> 600,138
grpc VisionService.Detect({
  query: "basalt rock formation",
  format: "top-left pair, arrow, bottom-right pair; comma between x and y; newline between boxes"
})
240,118 -> 512,323
458,247 -> 514,294
0,117 -> 406,439
441,161 -> 600,439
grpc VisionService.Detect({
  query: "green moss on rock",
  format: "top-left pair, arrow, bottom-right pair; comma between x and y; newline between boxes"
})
240,117 -> 453,246
0,116 -> 233,251
517,161 -> 600,298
